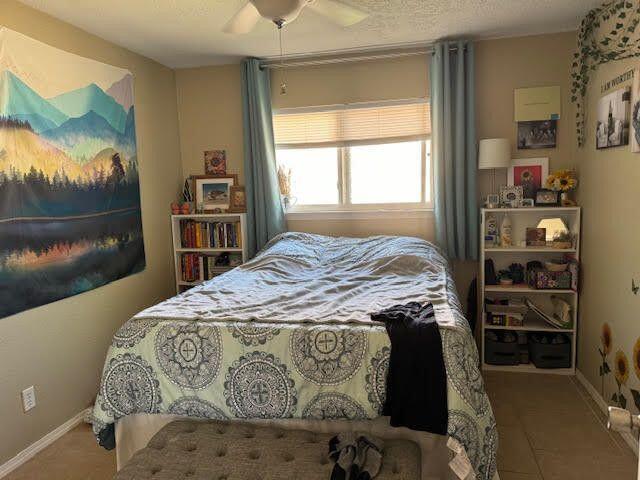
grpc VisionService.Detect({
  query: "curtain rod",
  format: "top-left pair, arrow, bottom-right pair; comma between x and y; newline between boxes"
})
260,44 -> 465,70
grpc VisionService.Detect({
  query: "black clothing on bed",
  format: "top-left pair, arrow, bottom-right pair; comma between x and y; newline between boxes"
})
370,302 -> 448,435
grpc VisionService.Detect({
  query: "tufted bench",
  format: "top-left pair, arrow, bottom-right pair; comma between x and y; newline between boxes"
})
114,419 -> 421,480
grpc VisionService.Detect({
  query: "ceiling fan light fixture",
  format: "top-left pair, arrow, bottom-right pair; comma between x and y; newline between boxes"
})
251,0 -> 306,24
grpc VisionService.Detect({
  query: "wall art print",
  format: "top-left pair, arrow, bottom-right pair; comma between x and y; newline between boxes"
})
0,28 -> 145,319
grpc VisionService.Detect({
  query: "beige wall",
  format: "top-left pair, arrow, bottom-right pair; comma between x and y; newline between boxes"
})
575,58 -> 640,411
174,33 -> 577,300
177,64 -> 245,183
0,1 -> 182,465
475,32 -> 577,196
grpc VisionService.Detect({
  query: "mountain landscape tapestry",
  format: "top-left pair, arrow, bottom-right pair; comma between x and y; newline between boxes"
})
0,28 -> 145,319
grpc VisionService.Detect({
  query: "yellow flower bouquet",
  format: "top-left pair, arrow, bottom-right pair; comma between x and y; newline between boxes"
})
545,169 -> 578,206
545,169 -> 578,192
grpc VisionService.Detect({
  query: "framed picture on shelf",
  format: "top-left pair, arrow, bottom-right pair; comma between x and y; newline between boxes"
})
535,188 -> 559,206
204,150 -> 227,175
507,157 -> 549,200
526,227 -> 547,247
500,185 -> 523,207
192,174 -> 237,212
228,186 -> 247,213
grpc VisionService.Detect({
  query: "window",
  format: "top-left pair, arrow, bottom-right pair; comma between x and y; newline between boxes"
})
274,100 -> 432,212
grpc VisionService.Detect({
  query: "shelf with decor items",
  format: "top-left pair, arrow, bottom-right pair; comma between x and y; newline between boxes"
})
171,213 -> 248,294
480,207 -> 580,375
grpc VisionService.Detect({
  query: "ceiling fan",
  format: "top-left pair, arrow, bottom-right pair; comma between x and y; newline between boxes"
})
223,0 -> 369,34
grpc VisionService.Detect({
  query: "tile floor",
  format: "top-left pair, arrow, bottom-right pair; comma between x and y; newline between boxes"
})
3,372 -> 638,479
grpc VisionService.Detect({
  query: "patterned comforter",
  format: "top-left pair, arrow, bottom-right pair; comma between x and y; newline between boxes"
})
91,232 -> 497,479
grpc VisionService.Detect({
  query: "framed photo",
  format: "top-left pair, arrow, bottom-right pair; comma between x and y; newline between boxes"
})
204,150 -> 227,175
535,188 -> 559,206
631,71 -> 640,153
517,120 -> 557,149
192,174 -> 237,212
597,86 -> 631,149
508,157 -> 549,200
228,186 -> 247,213
526,227 -> 547,247
500,185 -> 523,207
520,198 -> 535,208
485,193 -> 500,208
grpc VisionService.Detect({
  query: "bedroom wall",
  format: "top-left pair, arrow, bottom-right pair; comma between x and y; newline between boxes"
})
575,57 -> 640,416
175,32 -> 577,304
0,0 -> 182,466
176,56 -> 431,241
475,32 -> 577,189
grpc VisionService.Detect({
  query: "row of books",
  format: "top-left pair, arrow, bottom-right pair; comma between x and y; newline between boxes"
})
486,298 -> 526,326
180,220 -> 241,249
180,253 -> 242,282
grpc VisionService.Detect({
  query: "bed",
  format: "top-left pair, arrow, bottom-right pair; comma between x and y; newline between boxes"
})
91,232 -> 497,479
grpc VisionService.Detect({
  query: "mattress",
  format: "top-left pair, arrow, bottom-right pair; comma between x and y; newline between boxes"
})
91,232 -> 497,479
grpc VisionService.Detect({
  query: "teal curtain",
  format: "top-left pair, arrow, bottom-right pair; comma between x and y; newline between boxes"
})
430,40 -> 478,261
241,58 -> 286,258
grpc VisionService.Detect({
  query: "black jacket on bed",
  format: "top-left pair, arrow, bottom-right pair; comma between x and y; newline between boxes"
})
371,302 -> 448,435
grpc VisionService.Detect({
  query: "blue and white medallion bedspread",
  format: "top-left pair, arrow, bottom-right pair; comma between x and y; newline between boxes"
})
91,232 -> 497,479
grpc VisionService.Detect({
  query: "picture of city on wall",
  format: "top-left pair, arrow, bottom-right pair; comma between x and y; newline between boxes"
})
596,86 -> 631,149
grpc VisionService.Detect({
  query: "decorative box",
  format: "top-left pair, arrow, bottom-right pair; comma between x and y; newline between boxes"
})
527,269 -> 572,290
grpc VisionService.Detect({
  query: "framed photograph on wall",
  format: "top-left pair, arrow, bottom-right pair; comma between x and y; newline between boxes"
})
508,157 -> 549,200
630,71 -> 640,153
596,86 -> 631,149
517,120 -> 557,149
204,150 -> 227,175
192,175 -> 237,212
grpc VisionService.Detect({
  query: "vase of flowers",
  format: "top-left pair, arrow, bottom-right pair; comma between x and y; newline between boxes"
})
277,165 -> 294,210
545,169 -> 578,206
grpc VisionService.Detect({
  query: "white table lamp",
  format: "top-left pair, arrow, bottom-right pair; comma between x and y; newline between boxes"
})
478,138 -> 511,206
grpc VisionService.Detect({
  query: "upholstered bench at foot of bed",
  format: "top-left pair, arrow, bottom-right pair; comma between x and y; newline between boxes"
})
114,419 -> 421,480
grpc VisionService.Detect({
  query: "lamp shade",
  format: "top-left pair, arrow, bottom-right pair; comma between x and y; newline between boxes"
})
478,138 -> 511,169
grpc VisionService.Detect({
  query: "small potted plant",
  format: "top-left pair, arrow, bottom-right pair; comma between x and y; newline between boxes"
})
545,169 -> 578,206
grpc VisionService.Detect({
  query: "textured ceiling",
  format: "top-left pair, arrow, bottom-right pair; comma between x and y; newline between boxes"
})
19,0 -> 599,68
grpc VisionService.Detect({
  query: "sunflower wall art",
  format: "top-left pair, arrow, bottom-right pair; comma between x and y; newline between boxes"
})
599,323 -> 640,412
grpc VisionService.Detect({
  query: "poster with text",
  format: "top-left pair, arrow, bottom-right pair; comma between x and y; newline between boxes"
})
0,28 -> 145,319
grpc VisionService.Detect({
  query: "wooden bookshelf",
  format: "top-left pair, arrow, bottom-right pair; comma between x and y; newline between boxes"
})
171,213 -> 248,293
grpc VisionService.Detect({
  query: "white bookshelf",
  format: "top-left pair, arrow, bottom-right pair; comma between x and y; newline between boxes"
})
480,207 -> 581,375
171,213 -> 248,293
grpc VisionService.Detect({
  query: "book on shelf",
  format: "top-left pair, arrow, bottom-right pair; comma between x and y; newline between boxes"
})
180,252 -> 242,282
180,220 -> 241,249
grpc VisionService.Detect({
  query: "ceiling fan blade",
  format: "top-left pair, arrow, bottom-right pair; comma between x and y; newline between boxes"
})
307,0 -> 369,27
223,2 -> 262,34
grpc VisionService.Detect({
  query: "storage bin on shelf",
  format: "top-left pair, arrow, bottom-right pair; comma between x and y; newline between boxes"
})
485,331 -> 519,365
528,332 -> 571,368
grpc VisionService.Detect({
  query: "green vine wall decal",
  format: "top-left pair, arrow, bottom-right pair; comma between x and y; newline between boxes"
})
571,1 -> 640,146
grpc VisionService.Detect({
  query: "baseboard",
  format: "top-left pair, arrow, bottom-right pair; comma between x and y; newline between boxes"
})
575,369 -> 639,455
0,407 -> 92,478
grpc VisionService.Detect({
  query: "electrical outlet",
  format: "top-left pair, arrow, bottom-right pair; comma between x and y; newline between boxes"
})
22,386 -> 36,412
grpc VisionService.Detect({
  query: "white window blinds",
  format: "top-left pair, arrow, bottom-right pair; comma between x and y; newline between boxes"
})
273,100 -> 430,148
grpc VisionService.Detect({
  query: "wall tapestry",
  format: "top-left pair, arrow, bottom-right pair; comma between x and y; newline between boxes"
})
0,28 -> 145,319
